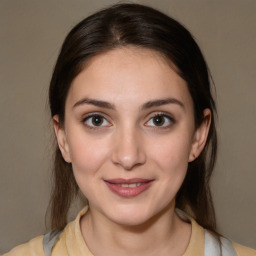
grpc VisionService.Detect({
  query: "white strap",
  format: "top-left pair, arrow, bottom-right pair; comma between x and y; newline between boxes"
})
43,231 -> 62,256
204,230 -> 237,256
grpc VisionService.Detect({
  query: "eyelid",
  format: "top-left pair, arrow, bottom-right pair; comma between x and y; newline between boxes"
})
82,112 -> 112,129
144,112 -> 175,128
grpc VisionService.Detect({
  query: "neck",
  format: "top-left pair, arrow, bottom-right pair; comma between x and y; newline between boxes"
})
80,203 -> 191,256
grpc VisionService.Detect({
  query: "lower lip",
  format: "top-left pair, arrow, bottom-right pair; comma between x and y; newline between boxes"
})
105,181 -> 153,198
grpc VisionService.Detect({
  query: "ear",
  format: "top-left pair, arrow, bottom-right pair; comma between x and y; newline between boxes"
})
189,109 -> 211,162
53,115 -> 71,163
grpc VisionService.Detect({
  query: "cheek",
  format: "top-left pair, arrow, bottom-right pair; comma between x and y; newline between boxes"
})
67,134 -> 110,177
150,133 -> 192,171
67,135 -> 111,200
152,137 -> 191,197
149,133 -> 193,196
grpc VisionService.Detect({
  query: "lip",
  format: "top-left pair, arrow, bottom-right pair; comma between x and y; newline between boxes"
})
104,178 -> 154,198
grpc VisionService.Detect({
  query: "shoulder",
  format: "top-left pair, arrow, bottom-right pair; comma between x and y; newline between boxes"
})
2,207 -> 89,256
2,235 -> 44,256
181,212 -> 256,256
233,242 -> 256,256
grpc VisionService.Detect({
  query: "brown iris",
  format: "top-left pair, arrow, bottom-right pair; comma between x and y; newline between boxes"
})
91,115 -> 104,126
153,115 -> 165,126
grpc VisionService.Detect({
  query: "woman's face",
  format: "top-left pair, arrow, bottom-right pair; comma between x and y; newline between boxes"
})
54,47 -> 210,226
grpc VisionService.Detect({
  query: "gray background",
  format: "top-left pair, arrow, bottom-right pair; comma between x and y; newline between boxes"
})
1,0 -> 255,253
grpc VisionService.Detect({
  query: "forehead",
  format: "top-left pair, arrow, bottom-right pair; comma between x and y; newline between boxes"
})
67,47 -> 193,110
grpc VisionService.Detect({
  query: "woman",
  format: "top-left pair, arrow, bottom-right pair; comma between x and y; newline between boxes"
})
3,3 -> 255,256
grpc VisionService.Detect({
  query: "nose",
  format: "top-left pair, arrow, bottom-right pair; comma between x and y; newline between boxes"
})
111,126 -> 146,170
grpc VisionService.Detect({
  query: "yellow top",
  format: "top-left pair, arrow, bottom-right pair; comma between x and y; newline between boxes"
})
3,207 -> 256,256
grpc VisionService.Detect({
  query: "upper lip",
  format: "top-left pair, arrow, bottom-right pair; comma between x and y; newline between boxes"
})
104,178 -> 154,184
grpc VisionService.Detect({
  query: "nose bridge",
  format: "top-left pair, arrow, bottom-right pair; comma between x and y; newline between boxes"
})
111,122 -> 146,170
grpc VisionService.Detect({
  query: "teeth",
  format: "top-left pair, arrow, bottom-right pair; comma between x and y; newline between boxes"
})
119,183 -> 142,188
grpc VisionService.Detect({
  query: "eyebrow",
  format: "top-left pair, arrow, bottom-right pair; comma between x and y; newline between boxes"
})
73,98 -> 115,109
72,97 -> 184,110
141,98 -> 184,110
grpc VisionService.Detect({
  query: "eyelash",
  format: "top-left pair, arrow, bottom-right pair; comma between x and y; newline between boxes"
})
145,113 -> 175,129
82,113 -> 111,130
81,112 -> 175,130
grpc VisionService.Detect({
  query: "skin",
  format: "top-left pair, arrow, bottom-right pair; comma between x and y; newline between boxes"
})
54,47 -> 211,256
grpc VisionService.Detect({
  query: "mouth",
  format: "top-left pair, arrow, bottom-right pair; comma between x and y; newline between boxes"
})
104,178 -> 154,198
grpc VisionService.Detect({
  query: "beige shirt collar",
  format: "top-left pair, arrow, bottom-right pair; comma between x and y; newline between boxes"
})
57,206 -> 205,256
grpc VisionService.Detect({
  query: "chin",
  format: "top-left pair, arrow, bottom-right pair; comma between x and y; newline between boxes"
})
112,214 -> 151,227
106,205 -> 158,227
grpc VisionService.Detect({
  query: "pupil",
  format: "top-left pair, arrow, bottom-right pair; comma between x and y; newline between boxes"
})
92,115 -> 103,126
153,116 -> 164,126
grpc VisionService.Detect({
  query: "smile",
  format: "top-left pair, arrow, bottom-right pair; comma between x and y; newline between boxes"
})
118,183 -> 142,188
104,178 -> 154,198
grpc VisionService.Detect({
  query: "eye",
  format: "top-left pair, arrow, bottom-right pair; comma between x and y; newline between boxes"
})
83,114 -> 111,128
145,114 -> 174,128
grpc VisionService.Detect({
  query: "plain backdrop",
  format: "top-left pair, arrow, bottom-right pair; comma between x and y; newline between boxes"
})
1,0 -> 255,253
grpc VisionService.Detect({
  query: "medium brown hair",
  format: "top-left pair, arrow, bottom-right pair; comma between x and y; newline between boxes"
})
48,3 -> 217,233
